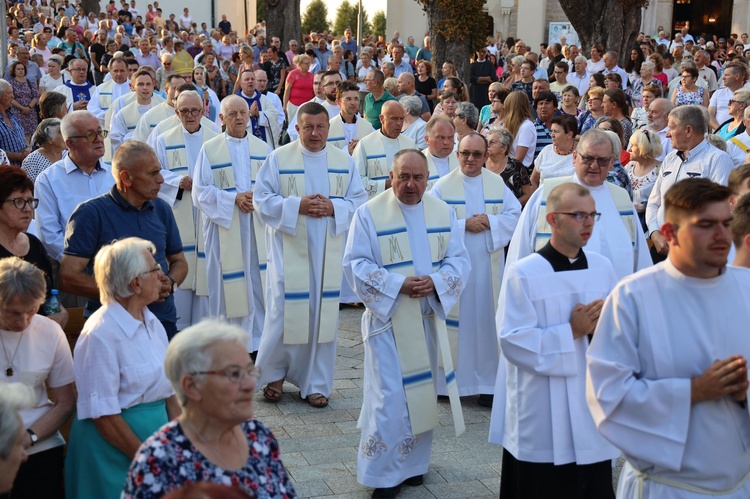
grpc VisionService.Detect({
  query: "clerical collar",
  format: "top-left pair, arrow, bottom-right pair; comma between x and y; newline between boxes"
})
537,241 -> 588,272
340,113 -> 357,124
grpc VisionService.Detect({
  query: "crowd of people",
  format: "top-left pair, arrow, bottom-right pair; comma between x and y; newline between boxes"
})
1,0 -> 750,497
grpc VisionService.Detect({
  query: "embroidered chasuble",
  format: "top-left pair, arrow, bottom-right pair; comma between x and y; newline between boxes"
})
434,168 -> 506,365
202,133 -> 269,318
424,150 -> 459,190
367,190 -> 466,436
354,131 -> 416,197
276,142 -> 351,345
160,125 -> 219,294
65,80 -> 93,102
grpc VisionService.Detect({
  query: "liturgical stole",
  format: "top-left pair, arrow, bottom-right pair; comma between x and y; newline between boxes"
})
368,190 -> 465,436
424,150 -> 459,191
437,168 -> 505,365
276,142 -> 350,345
96,80 -> 115,113
536,176 -> 639,271
359,132 -> 414,191
204,133 -> 269,318
161,125 -> 219,295
327,114 -> 372,150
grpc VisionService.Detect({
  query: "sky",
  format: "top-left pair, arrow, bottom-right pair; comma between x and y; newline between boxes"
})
300,0 -> 384,26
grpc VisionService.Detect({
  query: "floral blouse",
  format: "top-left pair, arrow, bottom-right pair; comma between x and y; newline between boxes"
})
123,419 -> 296,499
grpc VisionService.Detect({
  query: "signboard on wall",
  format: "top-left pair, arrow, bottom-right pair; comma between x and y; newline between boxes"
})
548,22 -> 579,46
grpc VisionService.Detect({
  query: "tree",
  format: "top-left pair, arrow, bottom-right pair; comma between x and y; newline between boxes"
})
80,0 -> 99,17
333,0 -> 370,37
301,0 -> 329,35
267,0 -> 301,56
257,0 -> 267,22
371,10 -> 386,39
418,0 -> 486,84
559,0 -> 648,66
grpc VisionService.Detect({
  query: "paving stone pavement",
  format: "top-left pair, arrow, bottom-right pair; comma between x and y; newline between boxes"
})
255,307 -> 622,498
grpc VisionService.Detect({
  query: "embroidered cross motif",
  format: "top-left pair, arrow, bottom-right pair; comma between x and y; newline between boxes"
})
397,435 -> 419,457
441,271 -> 462,296
361,271 -> 384,303
361,434 -> 387,460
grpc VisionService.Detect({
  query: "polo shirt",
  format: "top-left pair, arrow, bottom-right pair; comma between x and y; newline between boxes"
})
364,90 -> 397,130
64,186 -> 183,324
533,118 -> 553,159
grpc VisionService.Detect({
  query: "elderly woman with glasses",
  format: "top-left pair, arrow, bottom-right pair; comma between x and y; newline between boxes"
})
715,88 -> 750,141
671,66 -> 709,108
0,257 -> 75,499
65,237 -> 181,499
122,320 -> 295,499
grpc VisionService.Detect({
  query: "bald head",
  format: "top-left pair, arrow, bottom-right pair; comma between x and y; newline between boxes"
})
380,101 -> 405,139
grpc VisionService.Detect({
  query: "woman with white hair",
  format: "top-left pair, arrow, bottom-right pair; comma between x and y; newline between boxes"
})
626,129 -> 663,230
21,118 -> 66,182
627,60 -> 662,109
0,257 -> 75,499
454,101 -> 479,143
65,237 -> 181,499
0,383 -> 34,495
400,95 -> 428,148
123,320 -> 295,499
715,88 -> 750,141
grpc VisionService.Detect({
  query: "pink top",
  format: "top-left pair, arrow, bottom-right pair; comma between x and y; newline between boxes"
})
286,69 -> 314,106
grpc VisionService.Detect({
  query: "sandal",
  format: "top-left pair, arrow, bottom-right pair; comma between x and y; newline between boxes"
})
306,393 -> 329,408
263,384 -> 282,403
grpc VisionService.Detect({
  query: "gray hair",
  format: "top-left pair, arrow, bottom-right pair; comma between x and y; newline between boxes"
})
34,118 -> 62,147
0,257 -> 46,307
112,142 -> 157,185
0,383 -> 34,459
93,237 -> 155,303
164,319 -> 249,406
669,105 -> 707,135
706,134 -> 727,151
578,128 -> 616,158
382,61 -> 395,73
220,94 -> 249,115
641,61 -> 655,72
60,110 -> 98,141
600,129 -> 622,154
574,55 -> 587,64
0,79 -> 12,94
175,90 -> 201,106
511,55 -> 525,67
456,101 -> 479,129
487,127 -> 514,151
400,95 -> 422,117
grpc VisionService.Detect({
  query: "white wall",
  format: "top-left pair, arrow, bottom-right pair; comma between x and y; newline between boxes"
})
100,0 -> 254,33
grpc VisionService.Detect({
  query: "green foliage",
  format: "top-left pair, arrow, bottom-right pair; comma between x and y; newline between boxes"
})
333,0 -> 370,37
371,10 -> 386,39
256,0 -> 266,22
417,0 -> 487,51
302,0 -> 329,34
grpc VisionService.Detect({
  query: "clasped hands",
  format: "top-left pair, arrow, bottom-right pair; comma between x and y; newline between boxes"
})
400,276 -> 435,298
299,194 -> 333,218
235,191 -> 254,213
465,214 -> 490,233
692,355 -> 748,405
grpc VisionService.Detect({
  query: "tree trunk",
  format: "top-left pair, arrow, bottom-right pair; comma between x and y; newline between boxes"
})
266,0 -> 301,54
422,0 -> 473,84
80,0 -> 99,18
559,0 -> 646,67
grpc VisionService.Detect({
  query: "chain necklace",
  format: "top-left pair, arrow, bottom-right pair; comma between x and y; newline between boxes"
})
0,329 -> 25,377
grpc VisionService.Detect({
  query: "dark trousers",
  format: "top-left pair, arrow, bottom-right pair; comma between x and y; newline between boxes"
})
5,445 -> 65,499
499,448 -> 615,499
162,320 -> 177,340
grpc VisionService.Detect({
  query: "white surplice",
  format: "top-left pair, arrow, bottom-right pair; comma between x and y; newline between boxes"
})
506,174 -> 652,280
155,124 -> 212,330
587,261 -> 750,498
192,134 -> 271,352
430,172 -> 521,395
253,143 -> 367,397
343,197 -> 470,488
489,251 -> 620,467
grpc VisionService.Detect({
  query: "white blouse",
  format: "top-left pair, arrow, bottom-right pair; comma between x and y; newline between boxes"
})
73,302 -> 174,420
534,144 -> 575,184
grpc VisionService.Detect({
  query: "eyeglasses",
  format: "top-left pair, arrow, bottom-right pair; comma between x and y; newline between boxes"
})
729,99 -> 746,106
550,211 -> 602,222
191,364 -> 261,384
4,198 -> 39,210
577,154 -> 611,167
177,108 -> 202,116
70,67 -> 87,72
458,150 -> 484,159
68,129 -> 108,141
141,262 -> 162,275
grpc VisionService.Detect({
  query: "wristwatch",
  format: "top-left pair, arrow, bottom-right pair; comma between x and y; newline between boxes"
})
26,428 -> 38,447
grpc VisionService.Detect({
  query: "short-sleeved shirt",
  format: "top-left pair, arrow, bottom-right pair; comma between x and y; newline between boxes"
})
63,186 -> 182,323
123,419 -> 296,499
364,90 -> 397,130
512,119 -> 537,168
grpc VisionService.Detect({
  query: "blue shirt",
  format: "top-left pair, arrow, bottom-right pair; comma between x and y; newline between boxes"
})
341,39 -> 358,56
533,118 -> 553,159
0,113 -> 28,164
64,186 -> 183,324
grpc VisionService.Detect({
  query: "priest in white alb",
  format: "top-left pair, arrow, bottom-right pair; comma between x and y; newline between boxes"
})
490,182 -> 619,498
131,74 -> 186,142
423,117 -> 459,190
87,57 -> 131,124
507,129 -> 652,280
327,80 -> 374,155
109,68 -> 161,155
430,133 -> 521,406
253,102 -> 367,407
155,90 -> 219,330
145,82 -> 221,149
343,149 -> 470,498
192,95 -> 271,354
353,100 -> 416,198
587,178 -> 750,499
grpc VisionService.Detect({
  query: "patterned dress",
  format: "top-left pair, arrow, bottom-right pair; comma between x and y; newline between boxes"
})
123,419 -> 296,499
9,77 -> 39,136
674,85 -> 706,107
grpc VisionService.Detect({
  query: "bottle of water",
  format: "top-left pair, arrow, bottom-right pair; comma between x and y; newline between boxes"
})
44,289 -> 61,315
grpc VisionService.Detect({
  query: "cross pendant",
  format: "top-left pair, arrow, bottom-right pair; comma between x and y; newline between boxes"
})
5,367 -> 12,376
